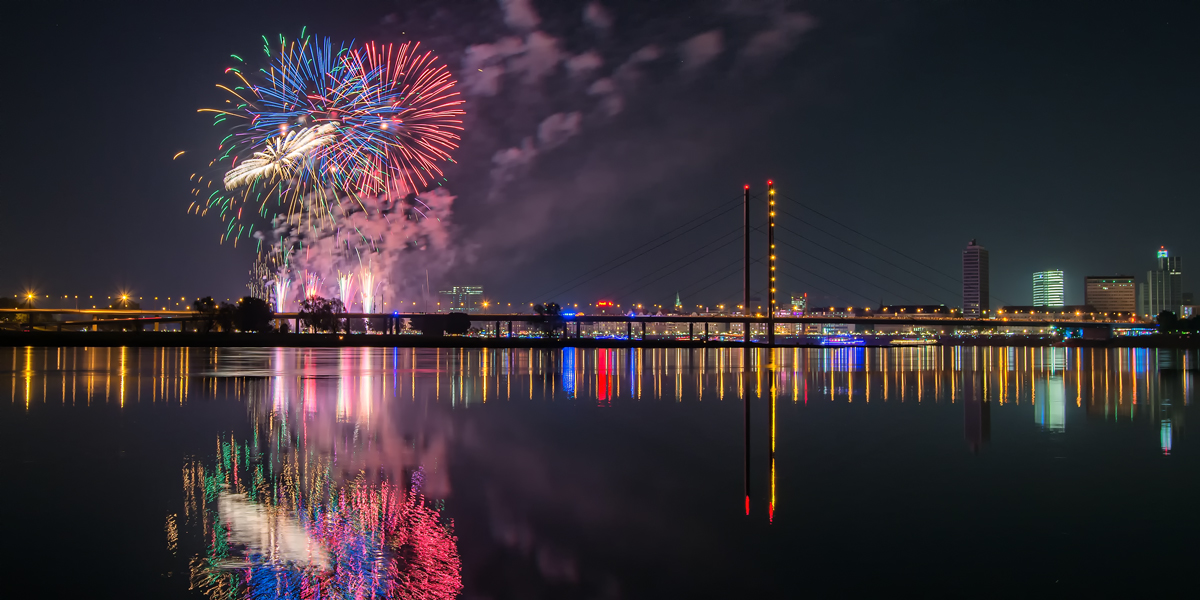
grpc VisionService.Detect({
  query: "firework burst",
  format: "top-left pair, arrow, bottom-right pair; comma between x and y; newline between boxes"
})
302,271 -> 324,300
191,31 -> 465,246
222,124 -> 337,189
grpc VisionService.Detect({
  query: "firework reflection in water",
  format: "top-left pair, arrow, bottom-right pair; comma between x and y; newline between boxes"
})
184,367 -> 460,597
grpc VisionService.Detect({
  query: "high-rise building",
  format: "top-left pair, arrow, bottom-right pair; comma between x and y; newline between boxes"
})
962,239 -> 990,318
790,293 -> 807,315
1084,276 -> 1136,313
437,286 -> 483,313
1140,247 -> 1183,317
1032,270 -> 1065,307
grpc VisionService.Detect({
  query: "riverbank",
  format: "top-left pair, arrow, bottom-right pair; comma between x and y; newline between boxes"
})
1,331 -> 1196,349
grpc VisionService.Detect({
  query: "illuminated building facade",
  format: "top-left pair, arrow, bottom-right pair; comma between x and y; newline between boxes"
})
1139,247 -> 1183,317
790,293 -> 807,315
438,286 -> 483,313
1032,270 -> 1064,307
1084,276 -> 1136,313
962,239 -> 990,318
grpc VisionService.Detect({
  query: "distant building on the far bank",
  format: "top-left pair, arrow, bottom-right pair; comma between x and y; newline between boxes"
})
962,240 -> 989,318
1139,247 -> 1183,317
1032,270 -> 1065,307
1084,276 -> 1136,314
438,286 -> 483,313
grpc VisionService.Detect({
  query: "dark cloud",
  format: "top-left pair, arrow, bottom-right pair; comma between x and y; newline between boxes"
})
583,1 -> 614,33
680,30 -> 724,71
500,0 -> 541,31
740,12 -> 816,59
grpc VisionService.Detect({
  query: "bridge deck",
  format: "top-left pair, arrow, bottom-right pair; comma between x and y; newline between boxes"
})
0,308 -> 1144,329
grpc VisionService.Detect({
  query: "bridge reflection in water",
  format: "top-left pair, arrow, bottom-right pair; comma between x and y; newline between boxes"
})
0,345 -> 1195,597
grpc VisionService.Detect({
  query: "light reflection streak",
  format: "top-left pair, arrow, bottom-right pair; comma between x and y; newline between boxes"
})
1,345 -> 1195,456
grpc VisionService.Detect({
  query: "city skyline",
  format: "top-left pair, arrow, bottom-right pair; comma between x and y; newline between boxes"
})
3,242 -> 1189,317
1,1 -> 1197,309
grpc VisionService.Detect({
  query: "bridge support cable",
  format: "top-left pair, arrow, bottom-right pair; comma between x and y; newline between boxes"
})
777,192 -> 962,285
774,233 -> 941,304
776,256 -> 876,305
670,257 -> 746,304
533,197 -> 751,302
777,204 -> 1018,308
775,212 -> 963,300
610,228 -> 745,303
770,272 -> 854,307
610,226 -> 743,295
654,241 -> 857,310
529,195 -> 746,301
773,239 -> 920,304
674,258 -> 855,312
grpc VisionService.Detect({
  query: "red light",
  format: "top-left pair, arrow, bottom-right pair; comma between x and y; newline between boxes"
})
767,179 -> 773,185
745,496 -> 750,515
743,185 -> 749,189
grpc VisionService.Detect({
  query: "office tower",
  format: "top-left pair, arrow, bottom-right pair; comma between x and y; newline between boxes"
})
1032,270 -> 1065,307
1141,247 -> 1183,316
962,239 -> 990,318
437,286 -> 484,313
1084,276 -> 1136,313
790,293 -> 807,314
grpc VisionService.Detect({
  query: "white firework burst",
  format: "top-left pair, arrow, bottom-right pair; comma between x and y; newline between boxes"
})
223,124 -> 337,189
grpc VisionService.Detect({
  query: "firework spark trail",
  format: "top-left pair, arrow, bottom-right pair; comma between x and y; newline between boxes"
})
273,274 -> 291,313
247,254 -> 274,300
359,269 -> 378,315
302,271 -> 324,300
337,273 -> 355,310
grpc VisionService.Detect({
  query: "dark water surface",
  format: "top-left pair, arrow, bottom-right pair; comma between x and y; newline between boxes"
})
1,346 -> 1197,598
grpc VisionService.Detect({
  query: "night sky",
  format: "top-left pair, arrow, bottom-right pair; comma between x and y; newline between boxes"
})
2,0 -> 1196,310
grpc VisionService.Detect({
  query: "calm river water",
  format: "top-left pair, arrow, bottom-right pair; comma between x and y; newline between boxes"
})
1,346 -> 1196,598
